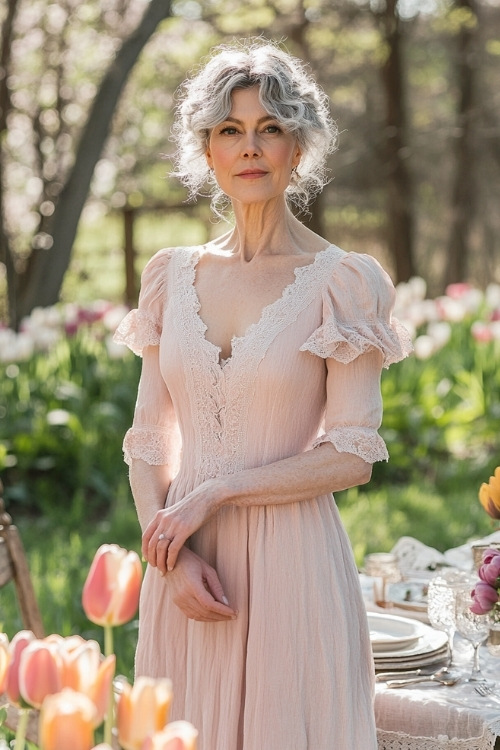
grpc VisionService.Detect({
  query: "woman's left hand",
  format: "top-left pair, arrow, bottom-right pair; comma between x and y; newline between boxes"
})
142,479 -> 223,573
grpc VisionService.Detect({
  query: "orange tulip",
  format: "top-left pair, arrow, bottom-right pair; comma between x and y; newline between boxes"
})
0,633 -> 10,692
479,466 -> 500,520
5,630 -> 36,705
116,676 -> 173,750
82,544 -> 143,627
60,637 -> 116,724
141,721 -> 198,750
39,688 -> 97,750
19,639 -> 63,709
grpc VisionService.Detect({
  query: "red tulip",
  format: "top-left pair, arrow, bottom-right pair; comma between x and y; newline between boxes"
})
141,721 -> 198,750
116,676 -> 173,750
39,688 -> 98,750
5,630 -> 36,705
82,544 -> 142,627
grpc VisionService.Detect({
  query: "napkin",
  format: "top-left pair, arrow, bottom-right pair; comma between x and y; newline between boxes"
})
390,530 -> 500,576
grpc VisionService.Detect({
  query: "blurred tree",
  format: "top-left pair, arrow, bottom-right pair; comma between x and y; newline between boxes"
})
0,0 -> 172,328
445,0 -> 478,286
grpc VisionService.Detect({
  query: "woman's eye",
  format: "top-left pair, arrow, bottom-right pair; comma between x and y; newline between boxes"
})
220,126 -> 238,135
264,125 -> 281,134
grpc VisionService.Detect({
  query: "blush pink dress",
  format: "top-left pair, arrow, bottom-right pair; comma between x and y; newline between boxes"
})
114,243 -> 412,750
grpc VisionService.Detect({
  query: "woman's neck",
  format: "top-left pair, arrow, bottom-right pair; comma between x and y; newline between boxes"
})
219,200 -> 318,261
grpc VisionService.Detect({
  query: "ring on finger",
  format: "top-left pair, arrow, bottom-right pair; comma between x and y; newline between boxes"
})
158,533 -> 172,543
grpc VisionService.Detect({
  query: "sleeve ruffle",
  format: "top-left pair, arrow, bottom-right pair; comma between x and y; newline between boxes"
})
113,309 -> 161,356
113,248 -> 175,356
123,426 -> 173,466
313,426 -> 389,464
299,252 -> 413,368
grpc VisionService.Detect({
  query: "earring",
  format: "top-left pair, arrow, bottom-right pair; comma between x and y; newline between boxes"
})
291,166 -> 300,183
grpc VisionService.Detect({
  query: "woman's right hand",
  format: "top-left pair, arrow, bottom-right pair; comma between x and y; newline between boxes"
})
166,547 -> 238,622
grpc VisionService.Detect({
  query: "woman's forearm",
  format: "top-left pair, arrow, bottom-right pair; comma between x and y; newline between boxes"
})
129,459 -> 174,532
216,442 -> 372,511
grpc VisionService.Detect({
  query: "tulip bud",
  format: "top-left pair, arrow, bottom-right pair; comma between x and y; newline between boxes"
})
5,630 -> 36,705
82,544 -> 143,627
116,676 -> 173,750
61,638 -> 116,724
141,721 -> 198,750
39,688 -> 98,750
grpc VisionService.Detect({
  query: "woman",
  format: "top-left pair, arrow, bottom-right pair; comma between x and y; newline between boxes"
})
115,40 -> 412,750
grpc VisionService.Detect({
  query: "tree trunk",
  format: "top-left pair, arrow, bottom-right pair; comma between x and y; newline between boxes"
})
378,0 -> 415,282
15,0 -> 172,324
0,0 -> 21,324
444,0 -> 477,286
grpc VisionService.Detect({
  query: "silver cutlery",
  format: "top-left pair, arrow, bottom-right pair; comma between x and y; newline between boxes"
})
387,667 -> 461,688
474,684 -> 500,703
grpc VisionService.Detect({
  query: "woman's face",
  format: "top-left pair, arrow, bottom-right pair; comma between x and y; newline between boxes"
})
205,85 -> 301,205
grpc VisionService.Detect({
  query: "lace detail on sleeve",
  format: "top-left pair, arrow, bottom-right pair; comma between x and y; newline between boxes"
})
313,426 -> 389,463
113,309 -> 161,356
123,426 -> 175,466
301,316 -> 412,369
299,251 -> 413,368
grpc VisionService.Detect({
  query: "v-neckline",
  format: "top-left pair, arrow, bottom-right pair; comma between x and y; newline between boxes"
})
188,244 -> 336,369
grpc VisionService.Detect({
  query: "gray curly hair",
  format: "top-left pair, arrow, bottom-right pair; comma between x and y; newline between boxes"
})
171,39 -> 338,214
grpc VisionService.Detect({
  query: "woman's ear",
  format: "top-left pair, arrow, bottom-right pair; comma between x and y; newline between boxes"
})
292,144 -> 302,169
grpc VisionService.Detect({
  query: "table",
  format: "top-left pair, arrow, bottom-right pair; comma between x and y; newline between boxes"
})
369,604 -> 500,749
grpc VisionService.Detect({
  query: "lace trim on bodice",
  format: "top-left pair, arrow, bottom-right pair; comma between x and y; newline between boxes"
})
376,727 -> 500,750
123,426 -> 173,466
313,426 -> 389,463
113,309 -> 160,357
300,315 -> 413,369
174,245 -> 346,481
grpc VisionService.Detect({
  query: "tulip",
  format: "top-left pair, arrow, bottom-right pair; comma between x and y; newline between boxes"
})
470,581 -> 499,615
141,721 -> 198,750
82,544 -> 142,627
116,676 -> 173,750
39,688 -> 98,750
0,633 -> 10,692
5,630 -> 36,705
479,550 -> 500,588
479,467 -> 500,520
60,637 -> 116,724
18,639 -> 63,709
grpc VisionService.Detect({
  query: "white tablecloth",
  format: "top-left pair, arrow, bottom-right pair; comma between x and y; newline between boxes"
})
364,533 -> 500,750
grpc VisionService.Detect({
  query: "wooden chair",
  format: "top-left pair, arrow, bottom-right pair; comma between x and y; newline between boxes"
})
0,480 -> 44,638
0,480 -> 44,741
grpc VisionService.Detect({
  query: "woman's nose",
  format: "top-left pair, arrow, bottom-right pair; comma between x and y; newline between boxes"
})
241,132 -> 261,158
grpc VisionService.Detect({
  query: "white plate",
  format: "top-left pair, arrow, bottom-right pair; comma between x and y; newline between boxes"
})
373,622 -> 449,670
368,612 -> 423,652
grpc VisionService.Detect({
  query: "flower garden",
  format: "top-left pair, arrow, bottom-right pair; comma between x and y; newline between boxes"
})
1,277 -> 500,747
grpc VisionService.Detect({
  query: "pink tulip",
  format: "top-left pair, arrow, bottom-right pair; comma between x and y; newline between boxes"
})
479,550 -> 500,588
0,633 -> 10,692
116,676 -> 173,750
82,544 -> 143,627
59,637 -> 116,724
19,639 -> 63,709
39,688 -> 98,750
470,581 -> 499,614
141,721 -> 198,750
5,630 -> 36,705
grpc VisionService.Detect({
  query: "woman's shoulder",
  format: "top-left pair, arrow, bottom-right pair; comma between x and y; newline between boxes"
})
326,247 -> 397,306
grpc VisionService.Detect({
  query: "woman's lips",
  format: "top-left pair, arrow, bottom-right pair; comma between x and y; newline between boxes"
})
236,170 -> 268,179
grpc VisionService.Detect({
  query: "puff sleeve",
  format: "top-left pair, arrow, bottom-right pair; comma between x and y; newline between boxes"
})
300,252 -> 412,463
113,249 -> 181,468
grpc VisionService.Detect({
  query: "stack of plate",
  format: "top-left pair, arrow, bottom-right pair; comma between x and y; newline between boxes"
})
368,612 -> 449,671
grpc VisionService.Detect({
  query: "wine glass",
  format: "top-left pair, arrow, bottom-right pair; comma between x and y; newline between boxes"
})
454,588 -> 491,683
427,569 -> 474,664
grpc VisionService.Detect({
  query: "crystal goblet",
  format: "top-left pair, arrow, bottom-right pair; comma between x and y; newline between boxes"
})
427,569 -> 475,664
454,588 -> 492,683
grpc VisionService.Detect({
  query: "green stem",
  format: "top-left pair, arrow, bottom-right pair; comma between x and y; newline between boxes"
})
103,625 -> 115,747
14,708 -> 29,750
